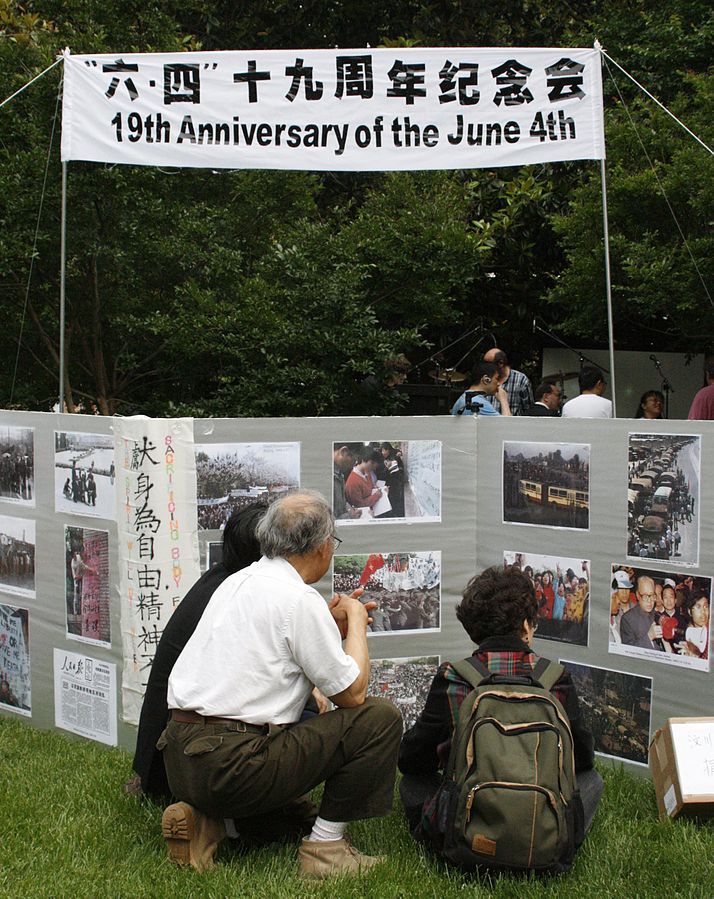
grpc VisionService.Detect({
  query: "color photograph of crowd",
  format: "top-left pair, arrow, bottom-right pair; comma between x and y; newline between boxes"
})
627,433 -> 700,567
0,602 -> 30,717
502,441 -> 590,530
367,656 -> 439,731
560,660 -> 652,765
504,551 -> 590,646
65,526 -> 111,646
0,513 -> 35,598
333,439 -> 441,525
609,564 -> 710,672
54,431 -> 116,520
0,426 -> 34,507
195,442 -> 300,531
333,551 -> 441,634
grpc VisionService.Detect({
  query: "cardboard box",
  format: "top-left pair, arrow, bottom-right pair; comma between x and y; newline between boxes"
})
649,717 -> 714,821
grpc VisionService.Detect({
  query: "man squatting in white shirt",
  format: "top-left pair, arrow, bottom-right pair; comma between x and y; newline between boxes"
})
159,490 -> 402,879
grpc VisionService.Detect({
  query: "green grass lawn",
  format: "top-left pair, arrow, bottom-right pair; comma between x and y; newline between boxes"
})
1,716 -> 713,898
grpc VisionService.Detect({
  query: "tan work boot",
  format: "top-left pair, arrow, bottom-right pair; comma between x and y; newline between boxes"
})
161,801 -> 226,872
298,836 -> 383,879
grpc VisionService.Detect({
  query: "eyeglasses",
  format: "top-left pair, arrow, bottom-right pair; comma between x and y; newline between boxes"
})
331,534 -> 343,551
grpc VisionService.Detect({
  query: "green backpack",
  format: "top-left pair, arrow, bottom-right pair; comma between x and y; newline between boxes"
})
420,656 -> 583,874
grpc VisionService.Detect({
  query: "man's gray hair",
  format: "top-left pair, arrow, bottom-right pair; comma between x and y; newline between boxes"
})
256,490 -> 335,558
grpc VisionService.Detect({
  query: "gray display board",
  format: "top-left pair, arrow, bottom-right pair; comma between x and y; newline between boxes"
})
1,409 -> 711,773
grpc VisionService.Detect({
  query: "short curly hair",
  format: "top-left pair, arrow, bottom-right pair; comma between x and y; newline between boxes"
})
456,565 -> 538,644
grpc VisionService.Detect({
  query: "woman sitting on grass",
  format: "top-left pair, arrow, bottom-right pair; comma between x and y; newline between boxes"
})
398,565 -> 604,856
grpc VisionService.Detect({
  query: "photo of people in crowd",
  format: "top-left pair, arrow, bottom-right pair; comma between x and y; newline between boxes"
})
65,526 -> 111,646
332,439 -> 441,525
627,433 -> 700,568
0,514 -> 35,598
195,442 -> 299,531
609,564 -> 710,672
333,551 -> 441,635
54,432 -> 116,520
0,426 -> 34,507
504,551 -> 590,646
503,441 -> 590,530
0,602 -> 30,717
367,656 -> 439,731
560,660 -> 652,765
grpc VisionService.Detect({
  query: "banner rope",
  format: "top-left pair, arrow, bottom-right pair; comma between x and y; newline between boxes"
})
10,72 -> 63,404
596,43 -> 712,156
0,55 -> 63,112
600,54 -> 713,312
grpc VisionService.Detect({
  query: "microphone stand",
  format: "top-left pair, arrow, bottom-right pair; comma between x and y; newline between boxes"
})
533,317 -> 609,374
649,355 -> 674,419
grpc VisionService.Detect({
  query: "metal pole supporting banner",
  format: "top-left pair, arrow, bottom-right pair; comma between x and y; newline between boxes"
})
600,158 -> 617,416
59,160 -> 67,413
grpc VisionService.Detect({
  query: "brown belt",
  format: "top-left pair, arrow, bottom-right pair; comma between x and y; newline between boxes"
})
170,709 -> 268,733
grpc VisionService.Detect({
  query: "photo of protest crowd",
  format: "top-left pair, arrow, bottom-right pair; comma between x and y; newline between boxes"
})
0,514 -> 35,598
367,656 -> 438,731
54,432 -> 116,520
65,526 -> 111,646
333,551 -> 441,634
560,661 -> 652,765
195,442 -> 299,531
609,564 -> 710,672
503,441 -> 590,530
0,602 -> 30,716
504,551 -> 590,646
627,433 -> 700,567
0,426 -> 34,506
333,439 -> 441,525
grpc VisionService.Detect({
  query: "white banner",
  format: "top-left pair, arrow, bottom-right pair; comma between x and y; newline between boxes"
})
115,418 -> 200,725
61,47 -> 604,171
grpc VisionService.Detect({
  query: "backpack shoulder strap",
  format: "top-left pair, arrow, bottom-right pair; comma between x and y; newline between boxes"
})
532,658 -> 565,692
450,657 -> 490,689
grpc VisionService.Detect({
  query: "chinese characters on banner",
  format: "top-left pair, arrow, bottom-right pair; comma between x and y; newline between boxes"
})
115,418 -> 200,724
61,48 -> 604,171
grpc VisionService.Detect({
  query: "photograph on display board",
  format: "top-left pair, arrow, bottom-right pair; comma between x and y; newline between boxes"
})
560,660 -> 652,766
502,441 -> 590,530
54,432 -> 116,520
65,526 -> 111,646
368,656 -> 439,731
195,442 -> 300,531
627,433 -> 700,567
0,602 -> 30,716
503,551 -> 589,646
0,426 -> 34,507
333,551 -> 441,634
332,440 -> 441,525
0,514 -> 35,598
609,564 -> 710,672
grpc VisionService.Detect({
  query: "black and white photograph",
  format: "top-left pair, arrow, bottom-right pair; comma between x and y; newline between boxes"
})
368,656 -> 439,731
504,551 -> 590,646
0,602 -> 31,717
627,433 -> 700,567
609,563 -> 710,672
560,660 -> 652,766
0,426 -> 34,507
206,541 -> 222,571
65,526 -> 111,646
333,551 -> 441,634
54,431 -> 116,520
333,440 -> 441,525
195,442 -> 300,531
503,441 -> 590,530
0,514 -> 35,598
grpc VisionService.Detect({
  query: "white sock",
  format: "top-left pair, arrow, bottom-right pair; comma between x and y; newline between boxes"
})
308,816 -> 347,842
224,818 -> 239,839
